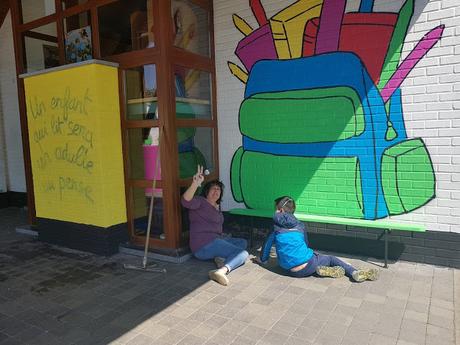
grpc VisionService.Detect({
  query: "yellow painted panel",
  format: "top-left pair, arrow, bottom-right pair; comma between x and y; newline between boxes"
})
270,0 -> 323,59
24,63 -> 127,228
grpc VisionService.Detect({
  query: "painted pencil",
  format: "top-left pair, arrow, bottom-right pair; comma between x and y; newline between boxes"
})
233,14 -> 253,36
228,62 -> 248,83
381,25 -> 444,102
250,0 -> 268,26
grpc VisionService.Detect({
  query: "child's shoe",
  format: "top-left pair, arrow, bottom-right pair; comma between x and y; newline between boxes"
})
209,268 -> 229,286
352,268 -> 379,282
316,266 -> 345,278
214,257 -> 226,269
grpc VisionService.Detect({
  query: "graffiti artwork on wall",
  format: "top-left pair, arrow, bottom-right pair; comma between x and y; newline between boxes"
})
229,0 -> 442,220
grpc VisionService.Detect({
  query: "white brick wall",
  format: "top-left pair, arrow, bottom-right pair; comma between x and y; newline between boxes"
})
0,12 -> 26,193
214,0 -> 460,233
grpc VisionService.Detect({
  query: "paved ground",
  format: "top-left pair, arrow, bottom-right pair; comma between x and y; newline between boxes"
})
0,207 -> 458,345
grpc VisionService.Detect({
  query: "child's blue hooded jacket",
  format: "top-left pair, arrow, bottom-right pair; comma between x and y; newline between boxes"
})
260,212 -> 313,270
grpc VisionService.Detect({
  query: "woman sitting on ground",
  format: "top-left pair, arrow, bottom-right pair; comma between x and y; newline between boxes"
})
181,165 -> 248,286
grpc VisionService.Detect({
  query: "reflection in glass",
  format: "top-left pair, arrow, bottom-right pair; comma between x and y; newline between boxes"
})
177,127 -> 213,179
98,0 -> 155,57
174,67 -> 211,119
125,65 -> 158,120
62,0 -> 87,10
179,187 -> 191,237
172,0 -> 210,56
64,12 -> 92,63
21,0 -> 55,23
132,187 -> 165,240
23,23 -> 59,72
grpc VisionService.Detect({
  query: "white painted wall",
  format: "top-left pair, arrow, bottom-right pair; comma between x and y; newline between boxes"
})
0,12 -> 26,193
214,0 -> 460,233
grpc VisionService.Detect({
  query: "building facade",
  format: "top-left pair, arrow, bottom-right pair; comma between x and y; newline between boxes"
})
1,0 -> 459,266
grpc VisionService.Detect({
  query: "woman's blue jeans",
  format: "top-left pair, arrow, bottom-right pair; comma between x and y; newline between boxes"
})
194,237 -> 249,272
290,253 -> 356,278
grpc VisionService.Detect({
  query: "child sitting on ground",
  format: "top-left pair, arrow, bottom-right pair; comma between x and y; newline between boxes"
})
259,196 -> 379,282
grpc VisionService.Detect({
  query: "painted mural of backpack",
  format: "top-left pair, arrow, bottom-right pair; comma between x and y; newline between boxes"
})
229,0 -> 440,220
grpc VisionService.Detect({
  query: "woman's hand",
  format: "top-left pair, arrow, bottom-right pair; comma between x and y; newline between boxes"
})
183,165 -> 204,201
192,165 -> 205,187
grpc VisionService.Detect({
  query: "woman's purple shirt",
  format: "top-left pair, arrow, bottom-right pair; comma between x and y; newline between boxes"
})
181,196 -> 224,252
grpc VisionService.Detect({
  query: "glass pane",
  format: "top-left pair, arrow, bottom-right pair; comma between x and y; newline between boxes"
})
64,12 -> 93,63
23,23 -> 59,73
172,0 -> 210,56
175,67 -> 211,119
132,187 -> 165,240
21,0 -> 55,23
62,0 -> 87,10
127,128 -> 162,181
177,127 -> 214,179
125,65 -> 158,120
98,0 -> 155,57
179,187 -> 191,238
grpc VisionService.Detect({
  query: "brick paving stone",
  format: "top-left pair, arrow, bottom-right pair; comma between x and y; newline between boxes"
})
398,319 -> 427,344
176,334 -> 207,345
30,331 -> 63,345
328,310 -> 354,327
341,327 -> 371,345
0,332 -> 8,342
125,334 -> 156,345
292,325 -> 322,343
403,309 -> 428,323
0,338 -> 22,345
260,330 -> 288,345
215,306 -> 240,318
431,297 -> 454,311
368,333 -> 397,345
207,329 -> 237,345
239,325 -> 266,341
223,319 -> 248,334
405,300 -> 429,314
428,312 -> 455,329
187,310 -> 212,322
155,328 -> 187,345
284,335 -> 313,345
337,296 -> 362,308
203,314 -> 229,329
271,320 -> 297,336
189,323 -> 218,339
374,316 -> 403,339
230,335 -> 258,345
172,318 -> 202,333
10,325 -> 44,343
430,305 -> 455,318
0,301 -> 29,317
425,335 -> 455,345
249,312 -> 281,329
0,317 -> 31,337
395,340 -> 419,345
276,311 -> 305,327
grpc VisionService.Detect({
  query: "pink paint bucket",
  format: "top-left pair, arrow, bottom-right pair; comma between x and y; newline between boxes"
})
143,145 -> 161,194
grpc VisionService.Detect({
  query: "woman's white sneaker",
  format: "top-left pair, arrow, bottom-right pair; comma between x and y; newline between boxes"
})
209,268 -> 229,286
